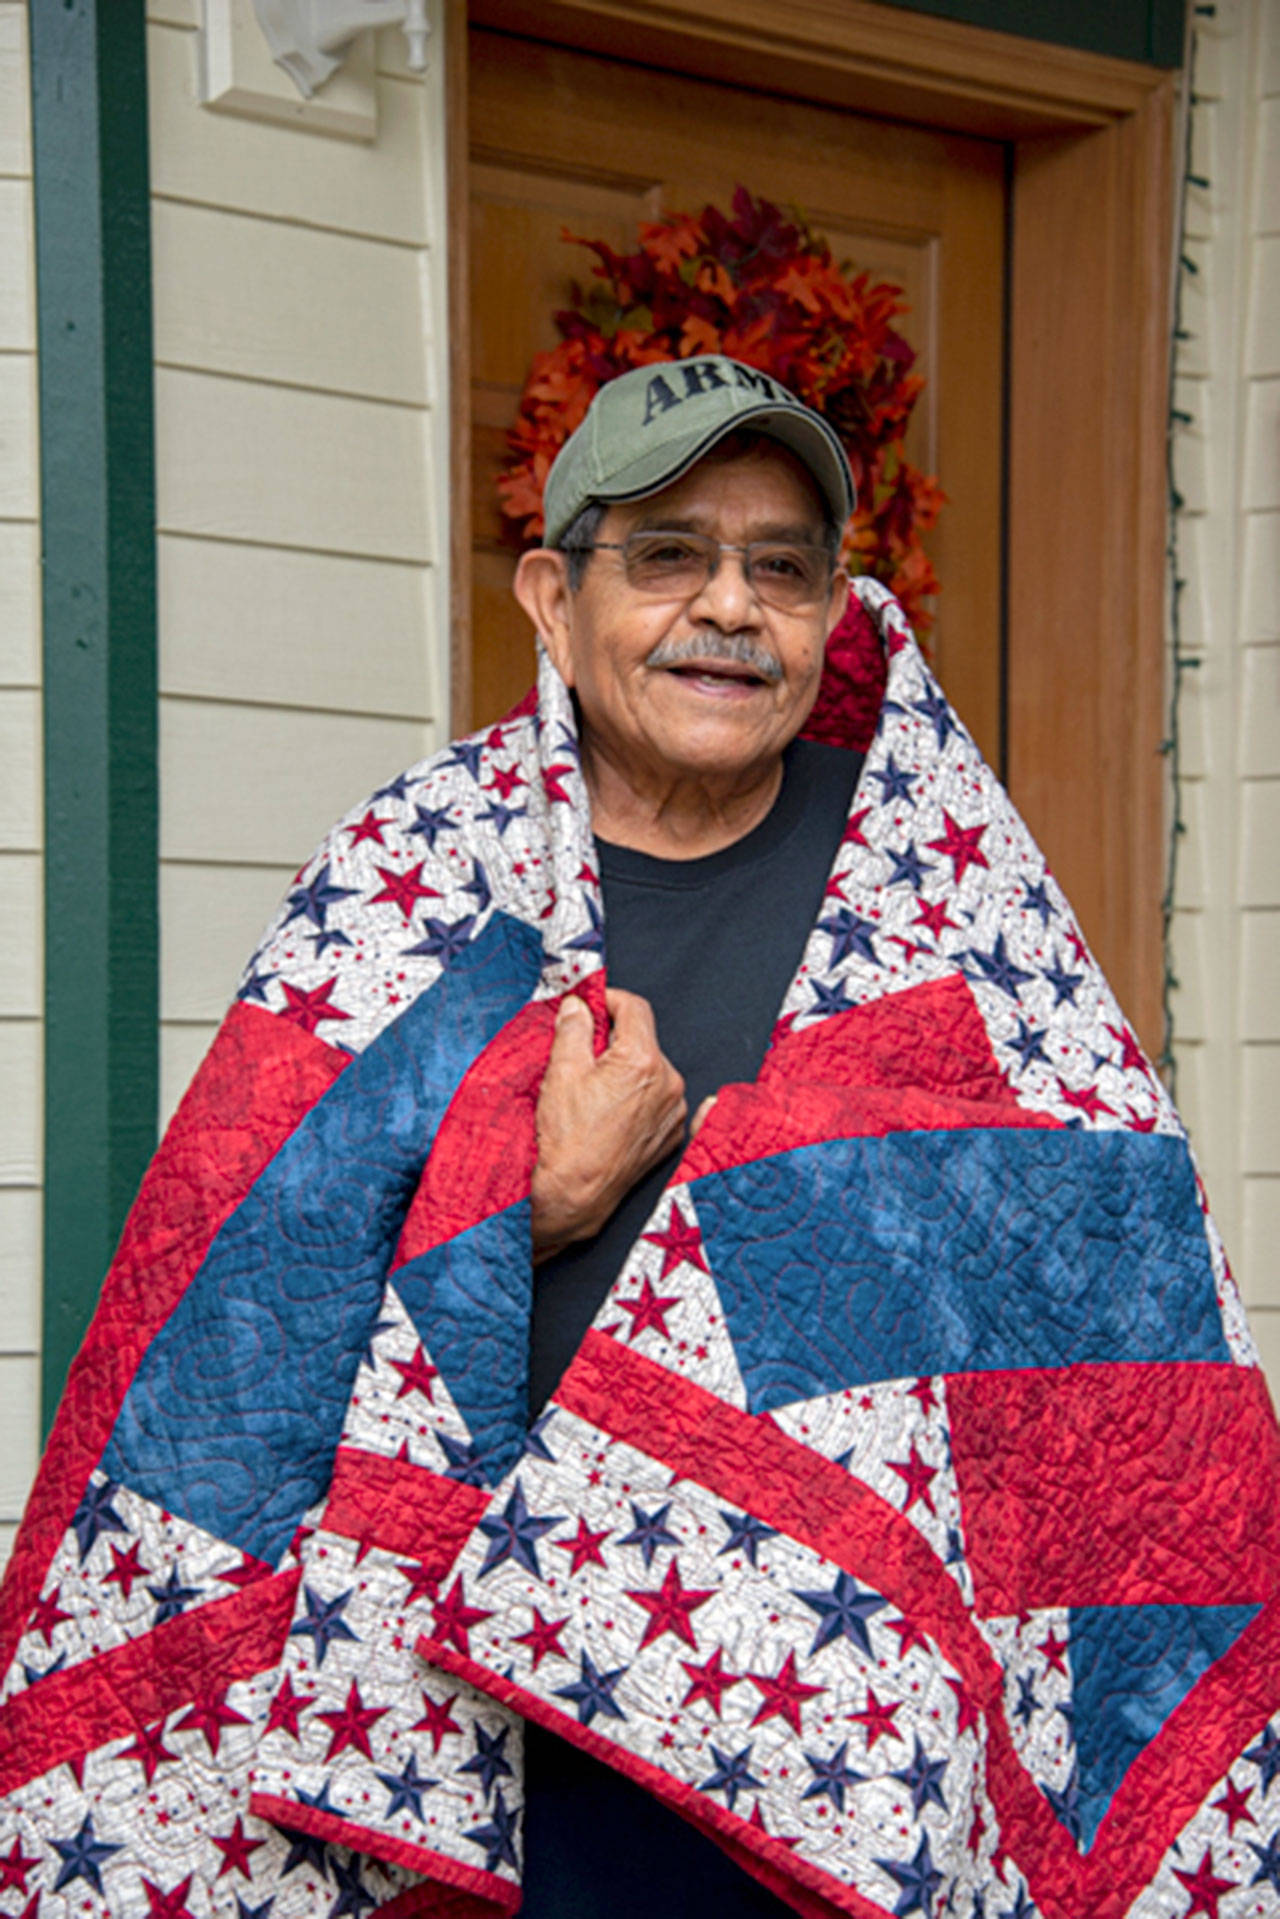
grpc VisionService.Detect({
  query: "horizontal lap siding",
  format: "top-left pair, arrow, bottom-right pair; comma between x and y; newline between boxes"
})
148,9 -> 449,1128
0,1 -> 41,1573
1171,0 -> 1280,1393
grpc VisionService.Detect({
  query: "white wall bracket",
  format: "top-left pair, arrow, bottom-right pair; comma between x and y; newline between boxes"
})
201,0 -> 430,141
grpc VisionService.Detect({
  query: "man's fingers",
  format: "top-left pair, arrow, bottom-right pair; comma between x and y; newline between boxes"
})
691,1094 -> 716,1137
604,986 -> 660,1053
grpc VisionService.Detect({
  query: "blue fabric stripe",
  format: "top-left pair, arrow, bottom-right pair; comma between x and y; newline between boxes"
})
692,1128 -> 1226,1413
102,912 -> 543,1563
394,1200 -> 533,1487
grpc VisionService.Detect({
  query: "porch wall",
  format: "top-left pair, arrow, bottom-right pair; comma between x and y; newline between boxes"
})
1171,0 -> 1280,1386
146,0 -> 452,1125
0,1 -> 43,1574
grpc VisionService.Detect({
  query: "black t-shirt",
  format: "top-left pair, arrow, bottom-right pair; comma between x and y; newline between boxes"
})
522,737 -> 863,1918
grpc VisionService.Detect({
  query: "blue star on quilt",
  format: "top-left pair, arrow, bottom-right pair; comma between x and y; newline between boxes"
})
699,1743 -> 762,1812
283,861 -> 358,933
464,1787 -> 520,1873
801,1740 -> 864,1812
617,1501 -> 679,1569
51,1813 -> 122,1895
793,1571 -> 889,1657
459,1723 -> 514,1799
554,1651 -> 627,1728
375,1751 -> 437,1820
288,1585 -> 359,1666
892,1736 -> 949,1815
477,1480 -> 565,1581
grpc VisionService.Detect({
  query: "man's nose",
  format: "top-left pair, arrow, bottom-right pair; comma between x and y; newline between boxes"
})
685,548 -> 763,627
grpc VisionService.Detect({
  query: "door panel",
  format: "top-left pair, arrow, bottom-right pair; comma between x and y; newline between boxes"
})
468,28 -> 1005,763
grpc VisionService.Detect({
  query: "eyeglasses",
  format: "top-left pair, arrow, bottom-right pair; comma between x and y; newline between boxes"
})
571,530 -> 839,613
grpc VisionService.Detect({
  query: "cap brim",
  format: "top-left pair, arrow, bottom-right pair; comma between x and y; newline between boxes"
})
592,403 -> 852,526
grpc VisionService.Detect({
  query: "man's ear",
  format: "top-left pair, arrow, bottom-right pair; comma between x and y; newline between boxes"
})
824,567 -> 851,639
514,549 -> 576,688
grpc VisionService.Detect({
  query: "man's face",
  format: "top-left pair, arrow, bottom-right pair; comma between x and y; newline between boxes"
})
537,446 -> 849,787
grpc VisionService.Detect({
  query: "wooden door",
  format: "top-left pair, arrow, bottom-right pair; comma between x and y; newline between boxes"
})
467,28 -> 1006,764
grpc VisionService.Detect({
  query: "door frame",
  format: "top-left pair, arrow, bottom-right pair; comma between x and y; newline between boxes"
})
447,0 -> 1177,1050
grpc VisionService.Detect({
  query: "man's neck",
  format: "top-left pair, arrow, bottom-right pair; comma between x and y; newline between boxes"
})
583,738 -> 786,860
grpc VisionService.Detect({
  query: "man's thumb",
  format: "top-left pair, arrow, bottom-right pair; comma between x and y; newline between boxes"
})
549,992 -> 595,1066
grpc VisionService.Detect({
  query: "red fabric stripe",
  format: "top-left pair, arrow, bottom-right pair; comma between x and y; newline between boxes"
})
323,1448 -> 489,1571
394,976 -> 608,1265
417,1639 -> 890,1919
0,1569 -> 299,1795
679,977 -> 1056,1185
557,1332 -> 1003,1709
947,1363 -> 1280,1613
248,1793 -> 518,1916
0,1005 -> 347,1677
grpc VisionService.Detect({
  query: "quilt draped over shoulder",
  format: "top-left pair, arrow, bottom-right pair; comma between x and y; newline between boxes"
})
2,580 -> 1279,1919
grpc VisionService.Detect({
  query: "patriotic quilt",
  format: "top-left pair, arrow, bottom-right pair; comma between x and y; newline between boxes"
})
1,578 -> 1278,1918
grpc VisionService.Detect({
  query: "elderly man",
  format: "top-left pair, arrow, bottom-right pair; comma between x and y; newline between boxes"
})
2,358 -> 1278,1919
514,366 -> 861,1911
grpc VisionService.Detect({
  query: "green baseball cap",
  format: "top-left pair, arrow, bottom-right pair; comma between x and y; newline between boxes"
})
541,354 -> 855,546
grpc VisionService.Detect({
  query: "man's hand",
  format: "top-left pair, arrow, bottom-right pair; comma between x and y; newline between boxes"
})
530,990 -> 687,1261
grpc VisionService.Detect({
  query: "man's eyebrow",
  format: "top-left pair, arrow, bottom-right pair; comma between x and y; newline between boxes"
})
627,514 -> 826,542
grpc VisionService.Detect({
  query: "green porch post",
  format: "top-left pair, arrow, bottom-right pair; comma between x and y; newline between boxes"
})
29,0 -> 159,1434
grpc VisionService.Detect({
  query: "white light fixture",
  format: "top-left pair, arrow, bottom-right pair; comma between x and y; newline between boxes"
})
253,0 -> 430,97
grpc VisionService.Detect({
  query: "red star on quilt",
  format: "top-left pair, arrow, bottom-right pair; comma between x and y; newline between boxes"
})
886,1440 -> 938,1516
264,1671 -> 312,1740
1055,1075 -> 1114,1121
946,1675 -> 981,1736
513,1607 -> 570,1671
279,977 -> 351,1034
842,807 -> 872,849
911,897 -> 962,940
120,1719 -> 180,1785
344,809 -> 392,848
926,811 -> 989,883
745,1650 -> 825,1734
1037,1628 -> 1070,1676
102,1539 -> 150,1598
542,764 -> 575,804
485,763 -> 527,800
642,1201 -> 709,1280
905,1376 -> 939,1414
1105,1020 -> 1147,1073
848,1684 -> 903,1750
680,1646 -> 743,1714
553,1518 -> 611,1576
389,1348 -> 439,1403
431,1577 -> 493,1656
410,1689 -> 463,1751
316,1677 -> 389,1762
0,1837 -> 40,1895
210,1815 -> 265,1881
1172,1848 -> 1236,1918
397,1559 -> 439,1606
625,1559 -> 716,1651
1211,1776 -> 1254,1834
173,1690 -> 250,1758
368,861 -> 442,922
614,1277 -> 681,1342
142,1875 -> 197,1919
28,1586 -> 73,1645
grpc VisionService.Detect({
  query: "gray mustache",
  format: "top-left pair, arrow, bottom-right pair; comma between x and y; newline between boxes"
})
646,631 -> 784,683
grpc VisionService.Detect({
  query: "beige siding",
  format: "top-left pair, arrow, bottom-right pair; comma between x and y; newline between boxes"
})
1172,0 -> 1280,1394
0,0 -> 41,1573
148,6 -> 450,1124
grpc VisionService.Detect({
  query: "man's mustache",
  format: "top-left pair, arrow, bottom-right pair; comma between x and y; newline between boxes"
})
645,631 -> 784,683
